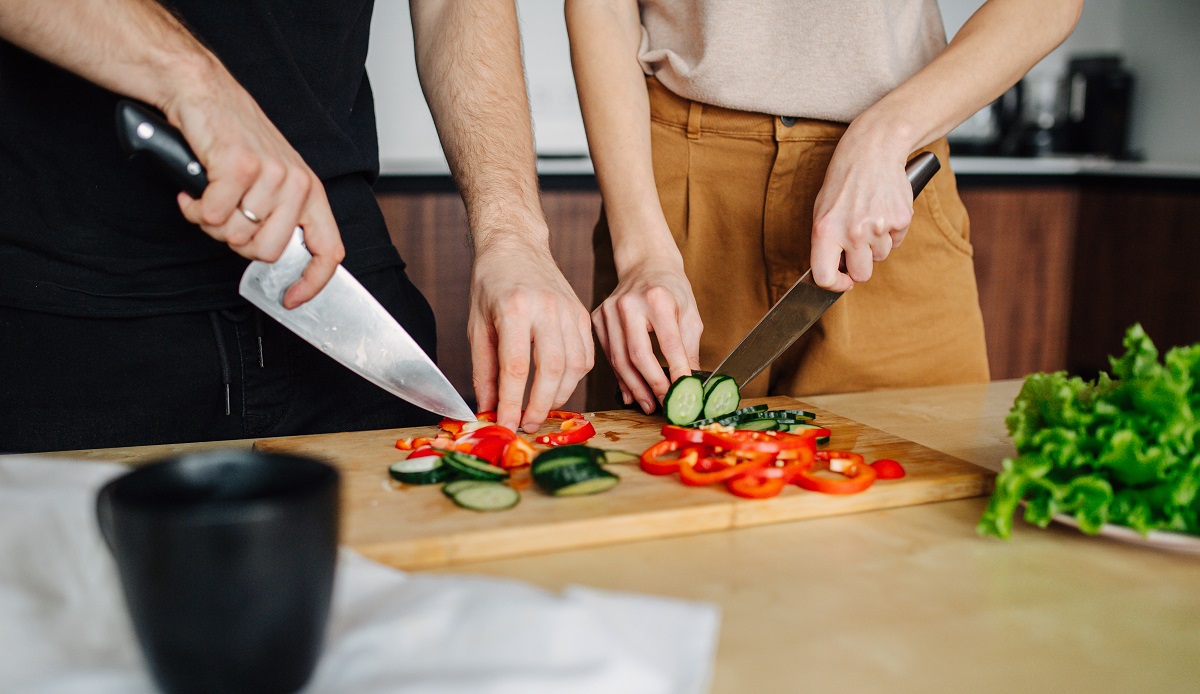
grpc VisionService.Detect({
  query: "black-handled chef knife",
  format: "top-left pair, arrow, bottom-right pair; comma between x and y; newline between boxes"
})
114,101 -> 476,422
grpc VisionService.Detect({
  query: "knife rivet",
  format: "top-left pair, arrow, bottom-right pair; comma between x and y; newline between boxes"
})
136,123 -> 155,140
187,162 -> 201,175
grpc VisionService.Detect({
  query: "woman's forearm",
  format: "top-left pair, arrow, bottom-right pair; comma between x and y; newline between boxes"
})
849,0 -> 1083,159
566,0 -> 680,272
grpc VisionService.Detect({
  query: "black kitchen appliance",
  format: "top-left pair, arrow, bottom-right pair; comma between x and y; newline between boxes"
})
1058,55 -> 1135,159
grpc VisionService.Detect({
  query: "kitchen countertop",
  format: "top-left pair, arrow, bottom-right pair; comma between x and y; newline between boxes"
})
19,380 -> 1200,693
379,155 -> 1200,181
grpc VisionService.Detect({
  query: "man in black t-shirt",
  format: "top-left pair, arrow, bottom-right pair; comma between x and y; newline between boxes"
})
0,0 -> 593,451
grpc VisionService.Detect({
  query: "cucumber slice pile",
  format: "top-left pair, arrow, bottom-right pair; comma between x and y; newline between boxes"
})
663,371 -> 743,426
440,451 -> 509,481
532,445 -> 621,496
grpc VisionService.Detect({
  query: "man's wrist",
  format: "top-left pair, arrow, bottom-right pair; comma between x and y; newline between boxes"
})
470,206 -> 552,255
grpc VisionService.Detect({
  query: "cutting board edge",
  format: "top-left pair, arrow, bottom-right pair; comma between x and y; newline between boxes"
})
341,471 -> 995,571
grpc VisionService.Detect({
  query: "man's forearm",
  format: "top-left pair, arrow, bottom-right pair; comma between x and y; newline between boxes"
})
410,0 -> 547,248
0,0 -> 228,123
851,0 -> 1082,157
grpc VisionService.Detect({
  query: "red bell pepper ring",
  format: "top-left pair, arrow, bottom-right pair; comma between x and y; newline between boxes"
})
794,450 -> 877,495
639,439 -> 701,476
678,451 -> 771,486
870,458 -> 906,480
535,417 -> 596,446
727,469 -> 788,499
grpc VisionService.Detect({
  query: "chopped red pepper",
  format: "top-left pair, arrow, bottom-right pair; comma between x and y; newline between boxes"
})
500,437 -> 536,469
869,458 -> 906,480
793,451 -> 876,495
438,417 -> 465,436
405,445 -> 442,459
396,435 -> 462,452
531,411 -> 596,446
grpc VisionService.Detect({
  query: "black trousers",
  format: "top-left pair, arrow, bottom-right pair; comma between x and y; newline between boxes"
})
0,267 -> 440,453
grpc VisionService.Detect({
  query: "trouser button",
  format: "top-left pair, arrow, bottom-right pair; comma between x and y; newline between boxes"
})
780,116 -> 797,127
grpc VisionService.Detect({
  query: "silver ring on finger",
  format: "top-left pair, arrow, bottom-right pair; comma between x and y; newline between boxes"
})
239,207 -> 263,224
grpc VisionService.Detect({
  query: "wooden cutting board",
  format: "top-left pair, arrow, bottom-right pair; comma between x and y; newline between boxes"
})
254,397 -> 993,570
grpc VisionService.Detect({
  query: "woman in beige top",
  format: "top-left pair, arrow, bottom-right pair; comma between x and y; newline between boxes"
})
567,0 -> 1082,411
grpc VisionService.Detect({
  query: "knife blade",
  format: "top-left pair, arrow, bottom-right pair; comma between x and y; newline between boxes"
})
706,151 -> 942,389
115,101 -> 476,422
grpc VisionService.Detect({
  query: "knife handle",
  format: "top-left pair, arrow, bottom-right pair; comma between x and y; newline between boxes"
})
906,151 -> 940,198
115,100 -> 208,199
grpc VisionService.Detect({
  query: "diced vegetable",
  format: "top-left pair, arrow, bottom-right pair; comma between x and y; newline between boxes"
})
534,411 -> 597,446
870,459 -> 906,480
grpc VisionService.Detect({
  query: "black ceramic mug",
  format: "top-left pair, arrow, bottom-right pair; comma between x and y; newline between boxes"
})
96,449 -> 340,694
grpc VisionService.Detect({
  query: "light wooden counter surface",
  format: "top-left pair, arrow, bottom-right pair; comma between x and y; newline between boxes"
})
31,380 -> 1200,693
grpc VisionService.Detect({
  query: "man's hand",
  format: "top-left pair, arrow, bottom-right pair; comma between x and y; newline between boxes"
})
0,0 -> 343,309
809,130 -> 914,292
469,236 -> 593,433
168,84 -> 344,309
412,0 -> 596,431
592,254 -> 701,413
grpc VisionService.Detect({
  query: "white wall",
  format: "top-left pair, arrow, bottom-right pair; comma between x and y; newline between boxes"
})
1118,2 -> 1200,164
366,0 -> 587,171
369,0 -> 1200,167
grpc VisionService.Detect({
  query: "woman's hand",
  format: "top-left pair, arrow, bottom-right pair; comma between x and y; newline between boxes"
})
809,126 -> 915,292
594,252 -> 702,413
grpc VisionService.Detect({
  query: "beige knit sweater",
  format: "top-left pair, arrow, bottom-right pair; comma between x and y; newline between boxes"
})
637,0 -> 947,123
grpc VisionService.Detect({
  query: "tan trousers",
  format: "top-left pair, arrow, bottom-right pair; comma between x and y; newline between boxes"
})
587,77 -> 989,409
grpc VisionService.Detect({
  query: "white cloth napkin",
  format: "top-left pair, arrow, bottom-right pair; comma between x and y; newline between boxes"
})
0,457 -> 720,694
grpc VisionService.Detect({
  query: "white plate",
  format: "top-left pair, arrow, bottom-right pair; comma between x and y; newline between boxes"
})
1050,513 -> 1200,555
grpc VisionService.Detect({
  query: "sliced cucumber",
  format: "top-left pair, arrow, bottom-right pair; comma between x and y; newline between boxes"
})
534,459 -> 621,496
554,475 -> 620,496
787,421 -> 831,444
755,409 -> 816,421
701,375 -> 740,420
689,404 -> 769,428
441,451 -> 509,481
448,482 -> 520,511
600,449 -> 640,465
531,445 -> 604,475
736,417 -> 779,431
664,375 -> 705,425
442,479 -> 498,497
389,457 -> 456,484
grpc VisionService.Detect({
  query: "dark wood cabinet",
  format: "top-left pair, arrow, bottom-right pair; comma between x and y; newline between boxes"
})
962,177 -> 1200,380
378,173 -> 1200,407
